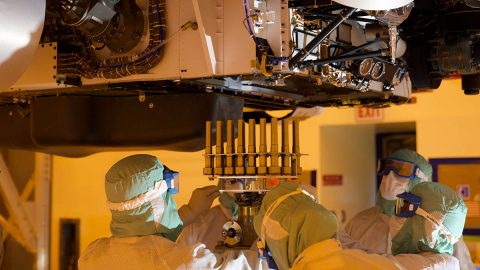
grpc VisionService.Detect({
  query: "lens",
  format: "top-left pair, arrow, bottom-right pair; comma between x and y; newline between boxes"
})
371,62 -> 386,80
359,58 -> 374,76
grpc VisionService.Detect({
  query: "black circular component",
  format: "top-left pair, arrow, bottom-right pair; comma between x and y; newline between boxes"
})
226,228 -> 237,238
462,74 -> 480,95
104,2 -> 144,53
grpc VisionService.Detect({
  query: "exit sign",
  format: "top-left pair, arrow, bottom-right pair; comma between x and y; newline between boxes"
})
355,107 -> 384,123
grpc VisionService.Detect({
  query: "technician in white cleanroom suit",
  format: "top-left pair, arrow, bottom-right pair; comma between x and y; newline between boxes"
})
344,149 -> 474,269
254,181 -> 403,270
78,154 -> 254,270
390,182 -> 468,269
255,181 -> 467,270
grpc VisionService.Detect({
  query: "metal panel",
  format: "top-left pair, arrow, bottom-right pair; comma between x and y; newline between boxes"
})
11,43 -> 57,91
0,0 -> 46,91
223,0 -> 256,75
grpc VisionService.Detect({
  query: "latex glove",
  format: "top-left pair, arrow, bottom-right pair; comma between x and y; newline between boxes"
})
219,193 -> 238,220
178,185 -> 220,226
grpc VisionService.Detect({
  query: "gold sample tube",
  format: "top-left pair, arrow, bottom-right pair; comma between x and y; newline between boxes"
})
269,118 -> 280,174
281,119 -> 291,175
292,120 -> 302,176
246,119 -> 257,175
203,121 -> 213,175
258,118 -> 267,175
214,120 -> 224,175
235,119 -> 246,175
224,120 -> 234,175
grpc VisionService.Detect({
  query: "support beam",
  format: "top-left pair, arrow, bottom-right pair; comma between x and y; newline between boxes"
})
35,153 -> 51,270
0,154 -> 36,252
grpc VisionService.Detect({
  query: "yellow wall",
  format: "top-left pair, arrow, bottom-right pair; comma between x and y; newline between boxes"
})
50,79 -> 480,269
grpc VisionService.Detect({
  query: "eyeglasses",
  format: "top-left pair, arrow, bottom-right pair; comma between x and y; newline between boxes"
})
377,158 -> 424,179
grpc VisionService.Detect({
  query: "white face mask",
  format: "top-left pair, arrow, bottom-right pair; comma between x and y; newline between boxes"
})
380,171 -> 410,200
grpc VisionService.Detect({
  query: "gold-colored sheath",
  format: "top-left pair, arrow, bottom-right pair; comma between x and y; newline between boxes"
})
281,119 -> 291,175
292,119 -> 302,176
268,118 -> 280,175
214,120 -> 224,175
225,120 -> 234,175
203,121 -> 213,175
258,118 -> 267,175
235,120 -> 246,175
246,119 -> 257,175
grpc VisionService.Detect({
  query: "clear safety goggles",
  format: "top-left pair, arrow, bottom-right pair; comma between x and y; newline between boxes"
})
377,158 -> 426,179
395,192 -> 458,244
163,166 -> 179,194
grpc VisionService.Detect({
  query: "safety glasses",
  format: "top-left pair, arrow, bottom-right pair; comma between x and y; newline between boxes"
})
395,192 -> 459,243
163,166 -> 179,194
377,158 -> 423,179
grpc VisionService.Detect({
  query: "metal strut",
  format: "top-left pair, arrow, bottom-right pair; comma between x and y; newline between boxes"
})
288,7 -> 357,69
298,50 -> 387,69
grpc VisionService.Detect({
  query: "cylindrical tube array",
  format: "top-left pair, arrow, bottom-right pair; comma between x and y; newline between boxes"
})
214,120 -> 224,175
258,118 -> 267,175
269,118 -> 280,175
203,121 -> 213,175
292,120 -> 302,176
225,120 -> 235,175
203,118 -> 302,177
246,119 -> 257,175
281,119 -> 291,175
235,119 -> 245,175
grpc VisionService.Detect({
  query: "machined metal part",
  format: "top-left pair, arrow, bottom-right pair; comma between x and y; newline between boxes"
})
59,0 -> 144,53
388,26 -> 398,63
269,118 -> 280,175
292,120 -> 302,176
203,121 -> 213,175
225,120 -> 235,175
359,58 -> 375,77
281,120 -> 291,175
289,7 -> 357,69
214,121 -> 224,175
246,119 -> 257,175
222,221 -> 242,247
235,120 -> 246,175
258,118 -> 267,175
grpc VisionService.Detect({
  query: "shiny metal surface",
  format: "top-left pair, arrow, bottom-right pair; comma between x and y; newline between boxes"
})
0,0 -> 46,91
222,221 -> 242,247
333,0 -> 414,11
